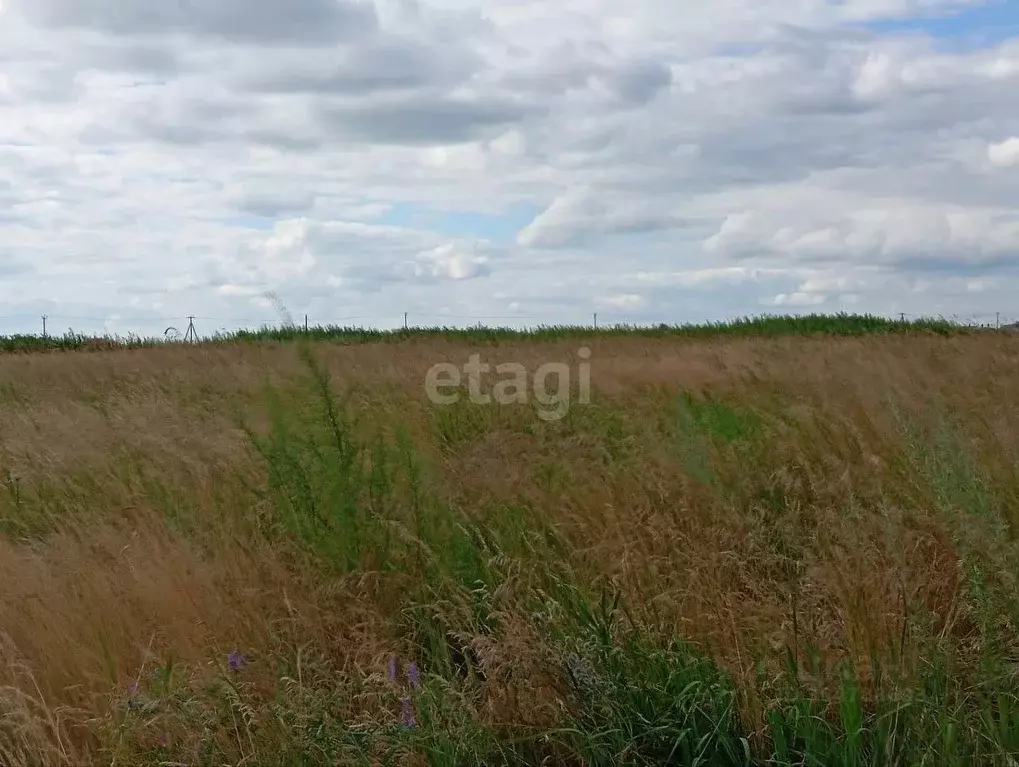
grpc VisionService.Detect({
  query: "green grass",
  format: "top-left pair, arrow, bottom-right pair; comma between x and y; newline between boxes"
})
7,322 -> 1019,766
94,343 -> 1019,767
0,313 -> 984,355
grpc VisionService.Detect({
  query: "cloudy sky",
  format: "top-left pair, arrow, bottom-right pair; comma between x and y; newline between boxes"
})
1,0 -> 1018,336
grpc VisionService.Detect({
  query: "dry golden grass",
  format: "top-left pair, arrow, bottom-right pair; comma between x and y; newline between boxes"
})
1,332 -> 1018,763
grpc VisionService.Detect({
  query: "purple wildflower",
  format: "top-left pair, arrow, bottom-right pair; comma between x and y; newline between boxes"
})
160,733 -> 168,749
407,661 -> 420,690
387,654 -> 398,682
227,650 -> 249,673
399,696 -> 415,729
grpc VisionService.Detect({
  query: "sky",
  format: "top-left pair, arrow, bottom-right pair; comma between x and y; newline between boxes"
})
1,0 -> 1019,337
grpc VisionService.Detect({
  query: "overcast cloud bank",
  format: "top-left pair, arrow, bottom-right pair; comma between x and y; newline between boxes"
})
1,0 -> 1017,334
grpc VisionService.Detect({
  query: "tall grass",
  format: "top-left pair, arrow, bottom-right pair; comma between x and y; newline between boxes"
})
0,313 -> 984,355
1,331 -> 1019,763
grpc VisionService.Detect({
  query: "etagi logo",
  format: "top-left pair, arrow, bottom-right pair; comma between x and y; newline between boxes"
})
424,347 -> 592,421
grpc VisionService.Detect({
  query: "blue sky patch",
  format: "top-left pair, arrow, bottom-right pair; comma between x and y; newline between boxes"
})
859,0 -> 1019,48
377,202 -> 541,243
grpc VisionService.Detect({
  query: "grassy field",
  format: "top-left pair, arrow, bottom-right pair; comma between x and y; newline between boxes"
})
0,313 -> 972,354
1,316 -> 1019,765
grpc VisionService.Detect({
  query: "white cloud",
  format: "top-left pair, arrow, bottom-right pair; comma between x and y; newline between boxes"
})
0,0 -> 1015,335
700,188 -> 1019,268
413,242 -> 491,280
768,292 -> 828,308
517,185 -> 686,248
599,293 -> 645,310
798,275 -> 854,293
989,138 -> 1019,168
216,284 -> 262,297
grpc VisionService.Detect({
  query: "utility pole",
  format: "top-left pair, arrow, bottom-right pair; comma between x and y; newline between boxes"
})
184,315 -> 198,343
404,312 -> 408,330
997,312 -> 1001,330
594,312 -> 598,330
304,313 -> 309,333
41,315 -> 47,339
